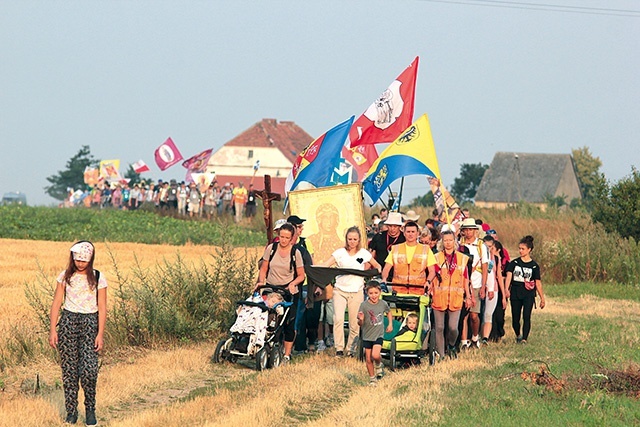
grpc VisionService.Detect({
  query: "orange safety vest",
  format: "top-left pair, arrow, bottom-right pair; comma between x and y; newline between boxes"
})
391,243 -> 430,294
431,251 -> 469,311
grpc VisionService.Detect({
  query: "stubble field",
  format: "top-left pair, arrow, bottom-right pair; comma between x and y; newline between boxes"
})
1,238 -> 639,427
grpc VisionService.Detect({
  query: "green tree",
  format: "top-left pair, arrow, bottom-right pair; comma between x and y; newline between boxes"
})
450,163 -> 488,203
409,192 -> 435,208
124,165 -> 142,185
592,168 -> 640,241
45,146 -> 98,201
572,146 -> 606,208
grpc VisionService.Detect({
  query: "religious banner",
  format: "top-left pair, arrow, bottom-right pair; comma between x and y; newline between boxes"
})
428,177 -> 464,228
99,159 -> 121,181
154,137 -> 184,171
288,183 -> 365,264
83,166 -> 100,186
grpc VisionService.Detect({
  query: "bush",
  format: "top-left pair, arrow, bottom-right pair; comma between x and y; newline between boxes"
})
22,241 -> 258,367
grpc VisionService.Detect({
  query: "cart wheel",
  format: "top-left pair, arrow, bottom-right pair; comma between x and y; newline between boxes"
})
356,336 -> 365,362
269,344 -> 283,368
213,338 -> 231,363
256,347 -> 269,371
390,340 -> 398,371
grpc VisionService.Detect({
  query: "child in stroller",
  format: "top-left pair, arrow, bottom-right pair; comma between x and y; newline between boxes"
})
213,286 -> 292,371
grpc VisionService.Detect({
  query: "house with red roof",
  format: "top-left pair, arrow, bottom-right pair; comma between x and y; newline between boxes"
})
205,119 -> 313,195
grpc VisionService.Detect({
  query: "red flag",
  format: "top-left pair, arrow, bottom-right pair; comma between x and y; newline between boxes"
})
132,160 -> 150,174
154,137 -> 184,171
341,143 -> 378,182
349,57 -> 418,147
182,148 -> 213,172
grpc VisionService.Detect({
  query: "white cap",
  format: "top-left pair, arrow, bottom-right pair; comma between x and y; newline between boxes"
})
273,219 -> 287,231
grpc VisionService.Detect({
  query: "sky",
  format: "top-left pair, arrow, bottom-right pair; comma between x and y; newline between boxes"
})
1,1 -> 638,206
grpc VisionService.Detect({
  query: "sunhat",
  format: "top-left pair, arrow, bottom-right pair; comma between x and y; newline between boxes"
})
441,223 -> 457,234
460,218 -> 479,229
403,210 -> 420,221
384,212 -> 404,226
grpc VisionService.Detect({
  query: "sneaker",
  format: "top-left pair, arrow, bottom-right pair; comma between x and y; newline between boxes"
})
461,340 -> 471,351
325,335 -> 334,347
316,340 -> 327,352
375,362 -> 384,378
369,377 -> 377,386
283,355 -> 291,365
347,352 -> 355,358
516,335 -> 523,344
64,413 -> 78,424
85,409 -> 97,426
335,350 -> 344,357
520,339 -> 527,345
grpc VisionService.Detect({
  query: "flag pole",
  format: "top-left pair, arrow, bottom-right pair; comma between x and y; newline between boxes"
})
396,177 -> 405,211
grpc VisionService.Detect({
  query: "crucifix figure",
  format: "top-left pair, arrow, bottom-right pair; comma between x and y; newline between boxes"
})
254,175 -> 281,244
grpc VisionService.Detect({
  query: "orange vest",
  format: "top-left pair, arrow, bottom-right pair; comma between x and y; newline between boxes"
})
391,243 -> 430,294
431,251 -> 469,311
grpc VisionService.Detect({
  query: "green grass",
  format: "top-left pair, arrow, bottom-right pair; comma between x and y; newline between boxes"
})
427,304 -> 640,426
546,282 -> 640,302
0,205 -> 265,246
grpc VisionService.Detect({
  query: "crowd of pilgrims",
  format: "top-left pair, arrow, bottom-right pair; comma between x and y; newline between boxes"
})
261,207 -> 545,377
63,179 -> 258,222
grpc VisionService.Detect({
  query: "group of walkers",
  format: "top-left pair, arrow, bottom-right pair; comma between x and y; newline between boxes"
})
47,207 -> 545,424
63,180 -> 258,222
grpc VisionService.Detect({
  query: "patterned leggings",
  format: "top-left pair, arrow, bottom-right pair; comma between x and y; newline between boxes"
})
58,310 -> 99,415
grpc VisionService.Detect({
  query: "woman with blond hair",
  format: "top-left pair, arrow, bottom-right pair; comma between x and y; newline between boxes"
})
322,226 -> 381,357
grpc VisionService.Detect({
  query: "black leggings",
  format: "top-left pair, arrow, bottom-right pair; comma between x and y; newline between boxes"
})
510,285 -> 536,340
283,290 -> 299,343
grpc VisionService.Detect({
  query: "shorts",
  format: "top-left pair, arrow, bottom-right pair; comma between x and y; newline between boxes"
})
321,300 -> 334,325
470,288 -> 481,314
188,203 -> 200,214
362,337 -> 384,349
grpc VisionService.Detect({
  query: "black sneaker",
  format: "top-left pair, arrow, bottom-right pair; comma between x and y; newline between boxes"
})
85,409 -> 97,426
448,345 -> 458,360
64,413 -> 78,424
516,335 -> 524,344
335,350 -> 344,357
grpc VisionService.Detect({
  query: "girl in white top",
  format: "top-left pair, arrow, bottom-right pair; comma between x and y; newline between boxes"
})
322,226 -> 381,356
481,236 -> 506,343
49,241 -> 107,426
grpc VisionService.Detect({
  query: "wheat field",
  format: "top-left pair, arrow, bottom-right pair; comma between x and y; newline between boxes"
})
1,238 -> 638,427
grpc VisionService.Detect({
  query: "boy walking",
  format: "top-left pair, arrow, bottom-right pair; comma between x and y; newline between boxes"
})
358,281 -> 393,386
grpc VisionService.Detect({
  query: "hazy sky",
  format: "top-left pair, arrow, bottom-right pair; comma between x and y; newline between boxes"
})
1,1 -> 638,206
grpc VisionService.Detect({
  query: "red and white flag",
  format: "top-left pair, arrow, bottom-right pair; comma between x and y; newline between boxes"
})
341,143 -> 378,182
349,57 -> 419,147
154,137 -> 184,171
132,160 -> 150,174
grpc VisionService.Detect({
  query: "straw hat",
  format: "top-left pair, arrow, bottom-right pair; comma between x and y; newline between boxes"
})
460,218 -> 479,229
383,212 -> 404,226
403,210 -> 420,221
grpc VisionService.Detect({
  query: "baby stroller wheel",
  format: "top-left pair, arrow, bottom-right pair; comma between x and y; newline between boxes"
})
256,347 -> 269,371
390,340 -> 398,371
213,338 -> 232,363
268,344 -> 284,368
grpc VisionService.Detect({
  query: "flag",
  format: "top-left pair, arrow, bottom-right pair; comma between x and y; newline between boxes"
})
428,177 -> 465,228
99,159 -> 121,181
182,148 -> 213,172
341,143 -> 378,182
285,116 -> 355,195
154,137 -> 184,171
132,160 -> 150,174
83,166 -> 100,186
349,57 -> 418,147
362,114 -> 440,204
330,159 -> 352,185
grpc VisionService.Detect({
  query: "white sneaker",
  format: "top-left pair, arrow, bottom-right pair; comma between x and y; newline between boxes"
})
316,340 -> 327,352
375,363 -> 384,378
325,335 -> 334,347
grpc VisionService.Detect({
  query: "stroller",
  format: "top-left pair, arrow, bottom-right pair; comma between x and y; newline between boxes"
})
360,287 -> 436,370
213,286 -> 293,371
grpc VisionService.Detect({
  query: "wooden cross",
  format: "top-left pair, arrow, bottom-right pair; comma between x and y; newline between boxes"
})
254,175 -> 281,244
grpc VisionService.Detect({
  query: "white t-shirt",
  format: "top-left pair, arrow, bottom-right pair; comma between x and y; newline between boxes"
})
331,247 -> 372,292
464,239 -> 490,289
57,270 -> 108,314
